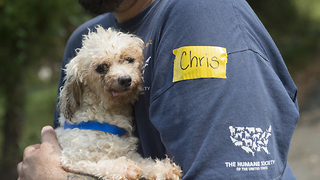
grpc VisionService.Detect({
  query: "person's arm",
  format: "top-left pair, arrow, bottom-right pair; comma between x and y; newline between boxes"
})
17,126 -> 99,180
66,174 -> 99,180
142,0 -> 298,179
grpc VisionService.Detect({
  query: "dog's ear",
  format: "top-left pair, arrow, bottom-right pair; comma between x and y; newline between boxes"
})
58,69 -> 84,121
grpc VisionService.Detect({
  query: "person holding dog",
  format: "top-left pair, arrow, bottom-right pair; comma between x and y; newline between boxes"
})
18,0 -> 299,179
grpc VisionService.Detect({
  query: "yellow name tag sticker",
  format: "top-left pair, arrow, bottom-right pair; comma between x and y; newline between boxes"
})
172,46 -> 228,82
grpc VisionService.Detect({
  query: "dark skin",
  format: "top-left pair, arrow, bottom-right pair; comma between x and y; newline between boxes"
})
17,0 -> 154,179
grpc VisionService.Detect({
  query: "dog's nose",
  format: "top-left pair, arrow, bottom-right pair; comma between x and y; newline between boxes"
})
118,76 -> 132,87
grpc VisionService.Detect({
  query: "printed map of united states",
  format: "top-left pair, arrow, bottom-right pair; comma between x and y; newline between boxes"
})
229,126 -> 272,156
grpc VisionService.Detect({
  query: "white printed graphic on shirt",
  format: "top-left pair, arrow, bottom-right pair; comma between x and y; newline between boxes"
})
142,56 -> 151,92
142,56 -> 151,78
229,125 -> 272,156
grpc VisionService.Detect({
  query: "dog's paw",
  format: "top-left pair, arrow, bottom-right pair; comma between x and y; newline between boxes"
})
99,157 -> 141,180
149,158 -> 182,180
123,159 -> 142,180
162,164 -> 182,180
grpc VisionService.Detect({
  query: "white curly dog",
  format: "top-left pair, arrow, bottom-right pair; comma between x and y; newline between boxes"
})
55,26 -> 182,180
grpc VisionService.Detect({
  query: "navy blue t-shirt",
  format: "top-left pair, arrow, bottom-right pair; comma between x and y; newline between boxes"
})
54,0 -> 299,179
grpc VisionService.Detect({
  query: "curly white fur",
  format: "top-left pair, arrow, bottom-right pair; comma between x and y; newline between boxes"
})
55,26 -> 182,180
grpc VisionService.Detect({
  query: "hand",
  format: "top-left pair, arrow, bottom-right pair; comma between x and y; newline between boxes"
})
17,126 -> 69,180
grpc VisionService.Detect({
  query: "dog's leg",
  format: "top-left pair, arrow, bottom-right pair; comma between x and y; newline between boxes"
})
129,152 -> 182,180
96,157 -> 142,180
142,158 -> 182,180
61,156 -> 142,180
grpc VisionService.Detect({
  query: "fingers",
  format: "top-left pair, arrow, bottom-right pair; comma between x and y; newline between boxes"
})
41,126 -> 56,143
41,126 -> 58,144
41,126 -> 61,152
17,161 -> 25,179
18,126 -> 64,180
23,144 -> 41,158
17,162 -> 22,176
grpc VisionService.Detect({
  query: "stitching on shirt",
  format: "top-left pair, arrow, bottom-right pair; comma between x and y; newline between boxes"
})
231,0 -> 250,50
150,83 -> 176,104
228,49 -> 297,102
231,0 -> 270,60
229,48 -> 269,63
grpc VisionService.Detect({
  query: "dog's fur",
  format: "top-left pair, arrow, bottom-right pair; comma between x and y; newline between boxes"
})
55,26 -> 182,180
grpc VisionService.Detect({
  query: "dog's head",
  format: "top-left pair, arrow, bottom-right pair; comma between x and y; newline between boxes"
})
58,26 -> 144,120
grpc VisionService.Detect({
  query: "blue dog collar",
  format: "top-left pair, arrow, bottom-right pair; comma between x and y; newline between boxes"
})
64,121 -> 127,136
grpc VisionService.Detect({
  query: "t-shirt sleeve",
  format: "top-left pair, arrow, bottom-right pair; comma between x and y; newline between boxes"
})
147,0 -> 298,179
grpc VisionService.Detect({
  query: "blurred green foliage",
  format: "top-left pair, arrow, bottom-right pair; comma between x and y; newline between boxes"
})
19,82 -> 58,150
247,0 -> 320,72
0,0 -> 90,68
294,0 -> 320,22
0,0 -> 91,179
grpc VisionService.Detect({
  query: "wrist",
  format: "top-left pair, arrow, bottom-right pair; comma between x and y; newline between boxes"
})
50,168 -> 99,180
66,174 -> 100,180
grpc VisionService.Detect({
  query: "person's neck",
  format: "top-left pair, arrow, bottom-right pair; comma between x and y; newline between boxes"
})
113,0 -> 154,23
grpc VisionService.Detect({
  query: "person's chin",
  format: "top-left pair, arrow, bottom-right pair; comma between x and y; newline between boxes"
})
77,0 -> 125,15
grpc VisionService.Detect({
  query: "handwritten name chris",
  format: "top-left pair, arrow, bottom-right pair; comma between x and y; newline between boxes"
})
178,50 -> 220,70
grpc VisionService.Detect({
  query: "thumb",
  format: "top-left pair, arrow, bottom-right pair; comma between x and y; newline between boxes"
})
41,126 -> 61,151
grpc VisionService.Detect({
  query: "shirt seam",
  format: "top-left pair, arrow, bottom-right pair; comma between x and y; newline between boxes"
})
231,0 -> 269,61
231,0 -> 250,51
150,49 -> 268,105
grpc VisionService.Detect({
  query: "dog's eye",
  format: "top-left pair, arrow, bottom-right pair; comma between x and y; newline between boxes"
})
126,57 -> 134,63
95,64 -> 109,74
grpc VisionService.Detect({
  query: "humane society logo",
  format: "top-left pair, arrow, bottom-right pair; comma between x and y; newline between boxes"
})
229,125 -> 272,156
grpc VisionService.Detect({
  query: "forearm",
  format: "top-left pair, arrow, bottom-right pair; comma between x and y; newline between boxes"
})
66,174 -> 99,180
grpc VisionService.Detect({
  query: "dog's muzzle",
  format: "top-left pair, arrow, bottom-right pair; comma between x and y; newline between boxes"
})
118,75 -> 132,87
